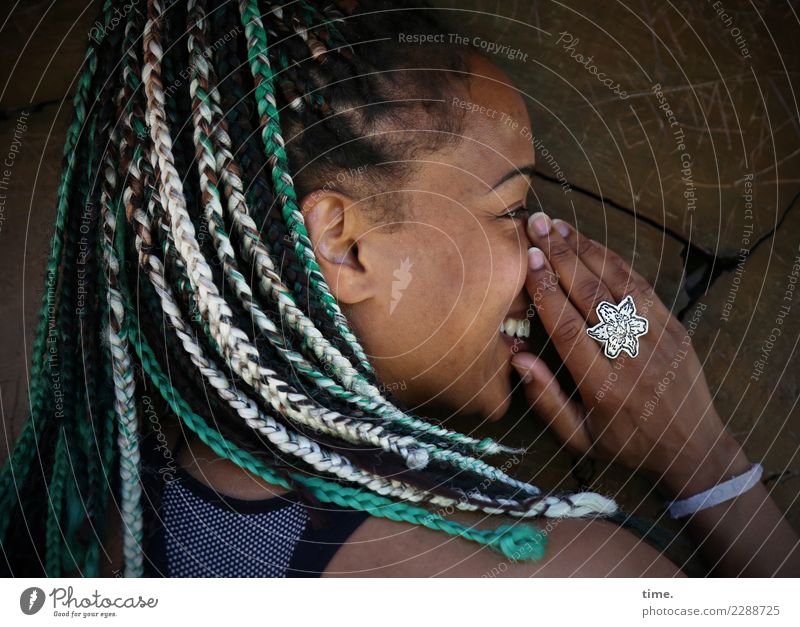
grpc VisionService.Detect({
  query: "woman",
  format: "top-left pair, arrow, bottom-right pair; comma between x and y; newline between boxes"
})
1,0 -> 798,578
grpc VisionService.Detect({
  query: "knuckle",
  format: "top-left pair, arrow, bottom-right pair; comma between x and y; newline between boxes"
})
642,361 -> 665,383
608,265 -> 633,290
553,318 -> 585,345
593,249 -> 623,277
608,252 -> 635,277
577,234 -> 598,257
548,240 -> 573,263
573,277 -> 607,308
630,277 -> 658,304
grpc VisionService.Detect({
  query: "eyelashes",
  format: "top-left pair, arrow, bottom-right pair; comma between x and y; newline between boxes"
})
502,204 -> 531,221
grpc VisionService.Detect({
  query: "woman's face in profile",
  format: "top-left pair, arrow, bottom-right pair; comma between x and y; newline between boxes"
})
302,54 -> 536,422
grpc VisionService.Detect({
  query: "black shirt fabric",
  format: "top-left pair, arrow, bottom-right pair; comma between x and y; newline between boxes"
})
138,428 -> 372,577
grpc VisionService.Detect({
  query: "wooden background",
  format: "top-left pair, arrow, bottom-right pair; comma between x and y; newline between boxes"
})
1,0 -> 798,576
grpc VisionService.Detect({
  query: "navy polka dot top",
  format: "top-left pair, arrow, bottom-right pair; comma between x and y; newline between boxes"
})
139,430 -> 372,577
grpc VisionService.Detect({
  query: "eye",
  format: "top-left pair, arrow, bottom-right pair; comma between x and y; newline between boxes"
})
502,204 -> 530,221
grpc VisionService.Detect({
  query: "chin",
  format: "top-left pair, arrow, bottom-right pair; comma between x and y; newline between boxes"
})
481,370 -> 514,422
440,335 -> 520,423
479,333 -> 522,422
490,388 -> 515,421
439,375 -> 512,423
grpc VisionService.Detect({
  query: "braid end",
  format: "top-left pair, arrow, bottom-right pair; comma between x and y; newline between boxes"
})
487,523 -> 548,563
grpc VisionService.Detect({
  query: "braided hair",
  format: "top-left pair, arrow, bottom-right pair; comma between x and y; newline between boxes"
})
1,0 -> 671,578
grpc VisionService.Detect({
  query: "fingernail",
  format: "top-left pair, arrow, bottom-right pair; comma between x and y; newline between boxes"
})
528,211 -> 551,237
511,354 -> 535,383
552,219 -> 570,238
528,246 -> 545,271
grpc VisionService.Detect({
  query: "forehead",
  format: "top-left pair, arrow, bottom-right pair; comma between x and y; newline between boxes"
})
422,55 -> 535,197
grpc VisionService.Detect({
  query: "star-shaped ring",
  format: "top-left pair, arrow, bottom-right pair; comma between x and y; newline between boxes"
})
586,295 -> 649,359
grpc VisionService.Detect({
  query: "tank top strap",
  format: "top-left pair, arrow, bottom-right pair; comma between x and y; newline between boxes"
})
171,428 -> 188,459
286,503 -> 372,577
138,424 -> 372,577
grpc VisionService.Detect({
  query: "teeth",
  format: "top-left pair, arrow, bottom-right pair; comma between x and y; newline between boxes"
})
506,319 -> 519,336
499,317 -> 531,339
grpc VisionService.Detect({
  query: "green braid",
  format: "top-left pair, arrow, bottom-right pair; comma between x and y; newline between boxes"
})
45,427 -> 68,575
2,0 -> 692,578
239,0 -> 375,375
52,105 -> 107,577
121,284 -> 548,562
0,0 -> 115,550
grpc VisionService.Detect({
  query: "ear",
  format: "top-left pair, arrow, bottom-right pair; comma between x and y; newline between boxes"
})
300,190 -> 374,305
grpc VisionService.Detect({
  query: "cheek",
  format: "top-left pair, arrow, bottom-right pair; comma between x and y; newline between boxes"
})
470,235 -> 529,324
388,229 -> 527,355
395,237 -> 487,349
379,237 -> 465,353
440,233 -> 529,348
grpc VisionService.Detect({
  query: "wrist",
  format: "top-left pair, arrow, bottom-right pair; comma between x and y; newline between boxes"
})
657,433 -> 752,500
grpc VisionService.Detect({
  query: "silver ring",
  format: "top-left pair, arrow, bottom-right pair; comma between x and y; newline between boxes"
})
586,295 -> 649,359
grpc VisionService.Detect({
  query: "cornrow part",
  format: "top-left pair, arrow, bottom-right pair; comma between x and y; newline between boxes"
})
1,0 -> 696,578
145,0 -> 460,475
264,4 -> 335,117
138,7 -> 551,506
195,2 -> 523,463
239,0 -> 375,374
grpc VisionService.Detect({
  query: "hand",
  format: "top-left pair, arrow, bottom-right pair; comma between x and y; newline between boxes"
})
511,213 -> 751,499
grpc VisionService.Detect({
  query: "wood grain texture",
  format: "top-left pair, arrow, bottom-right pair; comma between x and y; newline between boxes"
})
0,0 -> 796,575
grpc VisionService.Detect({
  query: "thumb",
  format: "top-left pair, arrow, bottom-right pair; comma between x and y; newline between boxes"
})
511,352 -> 594,455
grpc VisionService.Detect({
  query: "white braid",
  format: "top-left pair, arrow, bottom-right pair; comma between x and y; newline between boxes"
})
143,0 -> 429,470
201,8 -> 526,462
100,120 -> 144,578
134,0 -> 621,523
198,72 -> 539,494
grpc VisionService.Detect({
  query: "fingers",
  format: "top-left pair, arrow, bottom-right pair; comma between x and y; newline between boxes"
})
527,212 -> 617,326
510,352 -> 593,454
550,218 -> 667,319
525,245 -> 608,380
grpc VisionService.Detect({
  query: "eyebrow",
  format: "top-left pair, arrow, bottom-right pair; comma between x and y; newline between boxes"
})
487,164 -> 537,193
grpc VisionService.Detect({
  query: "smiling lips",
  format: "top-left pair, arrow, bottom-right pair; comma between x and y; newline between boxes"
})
499,314 -> 531,353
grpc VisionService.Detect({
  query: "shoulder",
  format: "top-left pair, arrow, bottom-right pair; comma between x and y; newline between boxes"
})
322,509 -> 686,577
